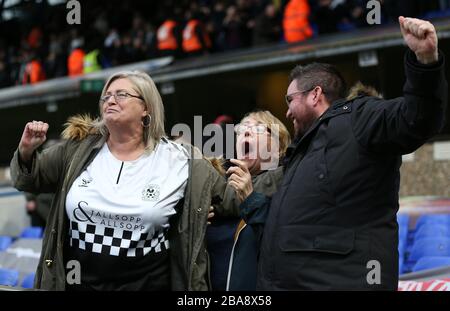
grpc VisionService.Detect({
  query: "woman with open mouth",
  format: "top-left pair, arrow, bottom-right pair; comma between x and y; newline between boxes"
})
207,110 -> 291,291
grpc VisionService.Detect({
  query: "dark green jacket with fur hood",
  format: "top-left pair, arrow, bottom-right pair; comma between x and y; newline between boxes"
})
10,115 -> 241,291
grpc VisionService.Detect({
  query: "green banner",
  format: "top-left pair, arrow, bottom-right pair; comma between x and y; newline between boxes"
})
80,79 -> 104,93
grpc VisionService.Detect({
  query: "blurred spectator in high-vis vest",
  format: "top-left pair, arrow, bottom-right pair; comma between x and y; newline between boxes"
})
283,0 -> 313,43
21,51 -> 46,85
156,12 -> 183,58
83,50 -> 101,74
182,11 -> 212,57
68,38 -> 85,77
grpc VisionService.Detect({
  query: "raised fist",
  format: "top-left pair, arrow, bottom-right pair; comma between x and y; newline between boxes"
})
399,16 -> 438,64
19,121 -> 49,163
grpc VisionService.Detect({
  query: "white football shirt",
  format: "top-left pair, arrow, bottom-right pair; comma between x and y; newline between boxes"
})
65,139 -> 189,257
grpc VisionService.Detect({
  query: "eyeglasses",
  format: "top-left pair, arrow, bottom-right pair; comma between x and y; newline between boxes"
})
285,88 -> 314,106
234,124 -> 269,135
99,91 -> 143,104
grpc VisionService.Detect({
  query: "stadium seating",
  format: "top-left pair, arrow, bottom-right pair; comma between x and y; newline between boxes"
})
399,257 -> 404,275
409,238 -> 450,261
414,224 -> 450,242
422,9 -> 450,19
19,227 -> 43,239
337,22 -> 357,32
399,213 -> 450,274
21,272 -> 35,289
415,214 -> 450,231
398,214 -> 409,245
0,268 -> 19,286
0,236 -> 13,251
413,256 -> 450,272
397,214 -> 409,274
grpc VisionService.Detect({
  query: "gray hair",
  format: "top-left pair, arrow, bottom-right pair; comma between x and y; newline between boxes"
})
93,70 -> 166,151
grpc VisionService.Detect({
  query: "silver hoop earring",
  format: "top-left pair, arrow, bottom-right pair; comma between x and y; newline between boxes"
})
142,114 -> 151,128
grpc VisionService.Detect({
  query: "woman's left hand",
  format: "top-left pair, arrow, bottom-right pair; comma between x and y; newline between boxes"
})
227,159 -> 253,202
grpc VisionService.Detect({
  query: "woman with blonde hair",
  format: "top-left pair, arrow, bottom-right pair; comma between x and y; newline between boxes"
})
207,110 -> 291,291
233,110 -> 291,176
11,70 -> 234,291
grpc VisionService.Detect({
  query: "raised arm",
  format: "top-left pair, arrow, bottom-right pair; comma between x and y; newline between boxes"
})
11,121 -> 66,193
399,16 -> 438,65
19,121 -> 49,163
352,17 -> 447,154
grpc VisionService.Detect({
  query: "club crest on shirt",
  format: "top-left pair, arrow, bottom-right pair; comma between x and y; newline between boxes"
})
78,177 -> 92,187
142,184 -> 160,201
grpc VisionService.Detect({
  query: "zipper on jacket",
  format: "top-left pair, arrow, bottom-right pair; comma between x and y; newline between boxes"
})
226,223 -> 247,291
116,161 -> 124,184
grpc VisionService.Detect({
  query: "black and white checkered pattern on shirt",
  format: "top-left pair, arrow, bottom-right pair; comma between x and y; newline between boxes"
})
69,221 -> 169,257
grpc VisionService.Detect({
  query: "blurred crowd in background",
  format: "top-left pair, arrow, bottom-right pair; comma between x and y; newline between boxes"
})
0,0 -> 449,89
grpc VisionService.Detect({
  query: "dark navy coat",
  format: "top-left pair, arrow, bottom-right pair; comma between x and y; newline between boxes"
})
242,49 -> 448,290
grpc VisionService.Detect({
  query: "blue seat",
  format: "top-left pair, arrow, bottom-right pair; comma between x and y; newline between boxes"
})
0,236 -> 13,251
399,257 -> 405,275
21,272 -> 35,289
0,268 -> 19,287
423,9 -> 450,19
397,214 -> 410,228
398,214 -> 409,239
310,22 -> 319,37
397,214 -> 409,273
415,214 -> 450,231
20,227 -> 43,239
337,22 -> 356,32
409,238 -> 450,261
415,224 -> 450,242
412,256 -> 450,272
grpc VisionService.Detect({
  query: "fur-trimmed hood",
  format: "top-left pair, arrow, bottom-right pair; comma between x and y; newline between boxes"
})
61,114 -> 99,141
60,114 -> 227,176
